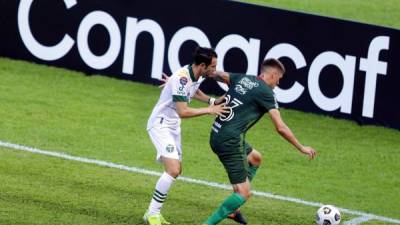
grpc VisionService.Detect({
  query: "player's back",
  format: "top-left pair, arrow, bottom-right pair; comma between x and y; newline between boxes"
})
211,73 -> 278,143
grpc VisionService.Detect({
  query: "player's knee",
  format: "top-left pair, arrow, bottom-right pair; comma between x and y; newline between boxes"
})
254,150 -> 262,164
166,166 -> 181,178
249,149 -> 262,166
169,169 -> 181,178
167,170 -> 180,178
163,157 -> 181,178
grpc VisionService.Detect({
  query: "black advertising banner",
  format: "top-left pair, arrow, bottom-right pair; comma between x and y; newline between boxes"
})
1,0 -> 399,129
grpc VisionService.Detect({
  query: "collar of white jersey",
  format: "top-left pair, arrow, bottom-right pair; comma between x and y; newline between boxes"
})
187,64 -> 198,82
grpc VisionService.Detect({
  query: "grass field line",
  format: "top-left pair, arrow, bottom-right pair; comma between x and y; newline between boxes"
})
343,216 -> 375,225
1,140 -> 399,225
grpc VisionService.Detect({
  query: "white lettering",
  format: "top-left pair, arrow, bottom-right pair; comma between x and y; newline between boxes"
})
215,34 -> 260,91
308,51 -> 356,113
17,2 -> 390,120
17,0 -> 76,61
123,18 -> 165,79
359,36 -> 390,118
215,34 -> 260,74
168,26 -> 211,73
77,11 -> 121,70
265,43 -> 306,103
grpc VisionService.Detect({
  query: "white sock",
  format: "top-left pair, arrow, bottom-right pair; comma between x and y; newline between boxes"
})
147,172 -> 176,215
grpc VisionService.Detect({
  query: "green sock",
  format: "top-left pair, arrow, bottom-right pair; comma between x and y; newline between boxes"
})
204,193 -> 246,225
248,163 -> 259,182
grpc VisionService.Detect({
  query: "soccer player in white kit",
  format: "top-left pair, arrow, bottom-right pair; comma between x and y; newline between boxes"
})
144,47 -> 228,225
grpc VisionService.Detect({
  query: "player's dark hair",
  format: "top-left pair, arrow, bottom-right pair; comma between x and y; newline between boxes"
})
193,46 -> 218,66
261,58 -> 285,73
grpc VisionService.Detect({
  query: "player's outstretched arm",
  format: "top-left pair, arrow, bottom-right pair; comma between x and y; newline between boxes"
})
268,109 -> 317,160
210,71 -> 231,85
194,89 -> 225,106
192,71 -> 230,105
176,101 -> 229,118
194,89 -> 215,105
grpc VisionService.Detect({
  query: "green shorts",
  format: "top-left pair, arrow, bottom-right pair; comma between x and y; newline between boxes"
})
210,136 -> 253,184
244,141 -> 253,155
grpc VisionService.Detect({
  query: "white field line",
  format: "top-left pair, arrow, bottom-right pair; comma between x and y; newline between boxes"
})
343,216 -> 373,225
1,140 -> 399,224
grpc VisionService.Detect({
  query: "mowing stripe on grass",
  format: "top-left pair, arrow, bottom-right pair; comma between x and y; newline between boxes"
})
1,140 -> 399,225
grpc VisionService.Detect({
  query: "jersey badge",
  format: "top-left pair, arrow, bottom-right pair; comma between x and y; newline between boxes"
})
179,77 -> 188,85
166,144 -> 175,153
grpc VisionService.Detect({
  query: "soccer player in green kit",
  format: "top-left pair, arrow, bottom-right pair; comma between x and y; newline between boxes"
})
203,58 -> 317,225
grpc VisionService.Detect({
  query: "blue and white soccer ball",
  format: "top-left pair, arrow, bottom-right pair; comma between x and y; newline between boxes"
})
315,205 -> 341,225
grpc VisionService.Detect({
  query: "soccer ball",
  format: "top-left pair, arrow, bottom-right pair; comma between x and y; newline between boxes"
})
315,205 -> 341,225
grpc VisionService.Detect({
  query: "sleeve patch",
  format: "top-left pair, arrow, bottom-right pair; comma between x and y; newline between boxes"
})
179,77 -> 188,85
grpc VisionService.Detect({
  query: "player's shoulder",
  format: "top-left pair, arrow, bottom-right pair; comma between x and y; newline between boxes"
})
259,81 -> 273,92
171,66 -> 190,85
173,66 -> 190,78
234,74 -> 260,87
253,77 -> 273,95
228,72 -> 247,84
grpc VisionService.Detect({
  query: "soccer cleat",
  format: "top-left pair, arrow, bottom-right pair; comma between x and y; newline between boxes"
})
228,209 -> 248,224
143,211 -> 161,225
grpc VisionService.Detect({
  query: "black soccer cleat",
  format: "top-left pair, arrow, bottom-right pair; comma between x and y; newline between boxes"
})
228,210 -> 248,225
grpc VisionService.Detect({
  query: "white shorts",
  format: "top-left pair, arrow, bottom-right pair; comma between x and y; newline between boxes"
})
147,119 -> 182,163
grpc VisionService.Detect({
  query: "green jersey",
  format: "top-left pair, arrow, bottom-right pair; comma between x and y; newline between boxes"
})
211,73 -> 278,143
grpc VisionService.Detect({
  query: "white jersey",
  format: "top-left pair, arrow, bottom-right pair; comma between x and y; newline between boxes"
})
147,64 -> 205,130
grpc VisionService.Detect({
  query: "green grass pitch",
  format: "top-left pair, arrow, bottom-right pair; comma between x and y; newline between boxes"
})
0,56 -> 399,224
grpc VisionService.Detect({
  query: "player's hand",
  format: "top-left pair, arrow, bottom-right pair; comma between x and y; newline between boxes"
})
208,104 -> 230,116
300,146 -> 317,160
213,95 -> 227,105
158,73 -> 170,88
